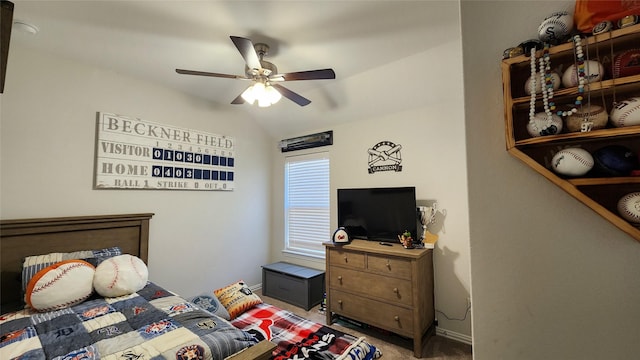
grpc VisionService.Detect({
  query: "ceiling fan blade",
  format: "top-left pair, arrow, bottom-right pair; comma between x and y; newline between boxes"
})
231,91 -> 246,104
274,68 -> 336,81
272,84 -> 311,106
176,69 -> 245,79
230,36 -> 262,71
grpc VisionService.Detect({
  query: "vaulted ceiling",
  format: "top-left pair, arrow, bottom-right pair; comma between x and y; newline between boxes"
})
8,0 -> 461,137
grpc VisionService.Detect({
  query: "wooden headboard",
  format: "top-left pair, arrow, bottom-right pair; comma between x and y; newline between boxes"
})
0,213 -> 153,313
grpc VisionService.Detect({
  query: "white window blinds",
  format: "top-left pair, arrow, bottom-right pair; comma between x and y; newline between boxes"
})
284,152 -> 330,258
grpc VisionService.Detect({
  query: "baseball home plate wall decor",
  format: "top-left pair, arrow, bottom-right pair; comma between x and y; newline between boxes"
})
95,112 -> 235,191
368,141 -> 403,174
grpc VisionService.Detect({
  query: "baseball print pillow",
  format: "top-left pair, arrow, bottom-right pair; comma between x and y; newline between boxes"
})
25,260 -> 96,312
93,254 -> 148,297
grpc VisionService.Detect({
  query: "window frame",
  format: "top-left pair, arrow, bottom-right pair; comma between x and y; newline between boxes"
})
283,151 -> 330,259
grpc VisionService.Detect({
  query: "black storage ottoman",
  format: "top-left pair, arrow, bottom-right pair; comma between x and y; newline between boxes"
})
262,262 -> 325,310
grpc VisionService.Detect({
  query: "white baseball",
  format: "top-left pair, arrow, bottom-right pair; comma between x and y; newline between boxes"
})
526,113 -> 563,137
524,71 -> 561,95
28,260 -> 95,311
551,147 -> 594,176
609,97 -> 640,128
617,192 -> 640,224
562,60 -> 604,87
94,254 -> 148,297
538,11 -> 573,43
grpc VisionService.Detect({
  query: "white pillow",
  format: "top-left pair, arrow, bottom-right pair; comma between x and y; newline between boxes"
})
93,254 -> 148,297
26,260 -> 95,312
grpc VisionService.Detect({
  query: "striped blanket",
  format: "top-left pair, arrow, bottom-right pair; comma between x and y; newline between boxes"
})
0,282 -> 257,359
231,303 -> 382,360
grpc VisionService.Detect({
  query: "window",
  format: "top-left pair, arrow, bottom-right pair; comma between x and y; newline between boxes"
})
284,152 -> 330,258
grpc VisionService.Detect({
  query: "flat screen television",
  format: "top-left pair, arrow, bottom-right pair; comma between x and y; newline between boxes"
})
337,186 -> 417,243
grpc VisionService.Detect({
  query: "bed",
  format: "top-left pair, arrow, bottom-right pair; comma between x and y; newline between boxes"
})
0,213 -> 381,360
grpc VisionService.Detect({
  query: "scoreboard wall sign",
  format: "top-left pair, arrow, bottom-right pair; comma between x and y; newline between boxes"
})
95,112 -> 235,191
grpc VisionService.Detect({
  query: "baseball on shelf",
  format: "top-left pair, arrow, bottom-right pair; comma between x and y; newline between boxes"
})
538,11 -> 573,43
524,71 -> 561,95
562,60 -> 604,87
612,49 -> 640,78
526,113 -> 563,137
551,147 -> 594,177
617,192 -> 640,224
565,105 -> 608,132
609,97 -> 640,128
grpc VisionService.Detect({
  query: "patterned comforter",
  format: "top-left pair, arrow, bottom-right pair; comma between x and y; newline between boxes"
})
231,303 -> 382,360
0,282 -> 257,360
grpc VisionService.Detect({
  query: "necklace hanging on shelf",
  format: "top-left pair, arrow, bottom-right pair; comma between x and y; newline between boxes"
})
527,43 -> 562,137
558,35 -> 586,117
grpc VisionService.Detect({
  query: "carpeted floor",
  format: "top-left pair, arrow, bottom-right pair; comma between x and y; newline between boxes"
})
256,289 -> 472,359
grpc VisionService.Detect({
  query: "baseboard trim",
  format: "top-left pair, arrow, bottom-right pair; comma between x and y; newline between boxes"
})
249,283 -> 262,292
436,327 -> 472,345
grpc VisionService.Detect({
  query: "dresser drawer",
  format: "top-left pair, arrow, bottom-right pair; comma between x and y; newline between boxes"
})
328,248 -> 365,269
329,267 -> 413,306
367,254 -> 412,279
330,289 -> 413,336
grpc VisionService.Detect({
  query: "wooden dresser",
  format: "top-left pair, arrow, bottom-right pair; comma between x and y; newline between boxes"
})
324,240 -> 434,358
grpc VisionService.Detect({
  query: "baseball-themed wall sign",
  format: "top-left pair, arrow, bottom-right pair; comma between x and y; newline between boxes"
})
367,141 -> 403,174
95,112 -> 235,191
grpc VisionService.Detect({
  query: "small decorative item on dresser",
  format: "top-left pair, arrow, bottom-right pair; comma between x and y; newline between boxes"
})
398,230 -> 414,249
551,147 -> 594,177
332,227 -> 351,245
617,192 -> 640,224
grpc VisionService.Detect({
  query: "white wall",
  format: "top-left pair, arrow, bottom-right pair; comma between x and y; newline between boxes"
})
461,1 -> 640,358
270,38 -> 472,339
0,45 -> 274,298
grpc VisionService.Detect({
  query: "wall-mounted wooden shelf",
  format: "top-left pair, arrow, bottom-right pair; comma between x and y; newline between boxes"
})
501,24 -> 640,243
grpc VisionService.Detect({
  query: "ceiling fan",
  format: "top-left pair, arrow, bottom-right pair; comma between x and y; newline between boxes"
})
176,36 -> 336,107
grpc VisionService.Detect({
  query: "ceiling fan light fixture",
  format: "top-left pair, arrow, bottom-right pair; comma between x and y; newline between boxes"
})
242,82 -> 281,107
265,84 -> 282,104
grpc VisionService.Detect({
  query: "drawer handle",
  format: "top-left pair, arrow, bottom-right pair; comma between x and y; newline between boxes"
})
338,300 -> 343,308
337,275 -> 343,283
343,256 -> 348,263
386,262 -> 391,269
394,316 -> 400,322
393,287 -> 398,294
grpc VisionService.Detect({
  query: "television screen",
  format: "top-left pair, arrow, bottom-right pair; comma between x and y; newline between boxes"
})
337,186 -> 417,243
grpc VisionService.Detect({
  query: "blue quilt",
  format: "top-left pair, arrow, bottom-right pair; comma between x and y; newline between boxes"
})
0,282 -> 257,359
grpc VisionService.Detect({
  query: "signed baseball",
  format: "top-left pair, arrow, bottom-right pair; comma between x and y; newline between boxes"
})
551,147 -> 594,177
538,11 -> 573,43
617,192 -> 640,224
526,113 -> 563,137
565,105 -> 608,132
562,60 -> 604,87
